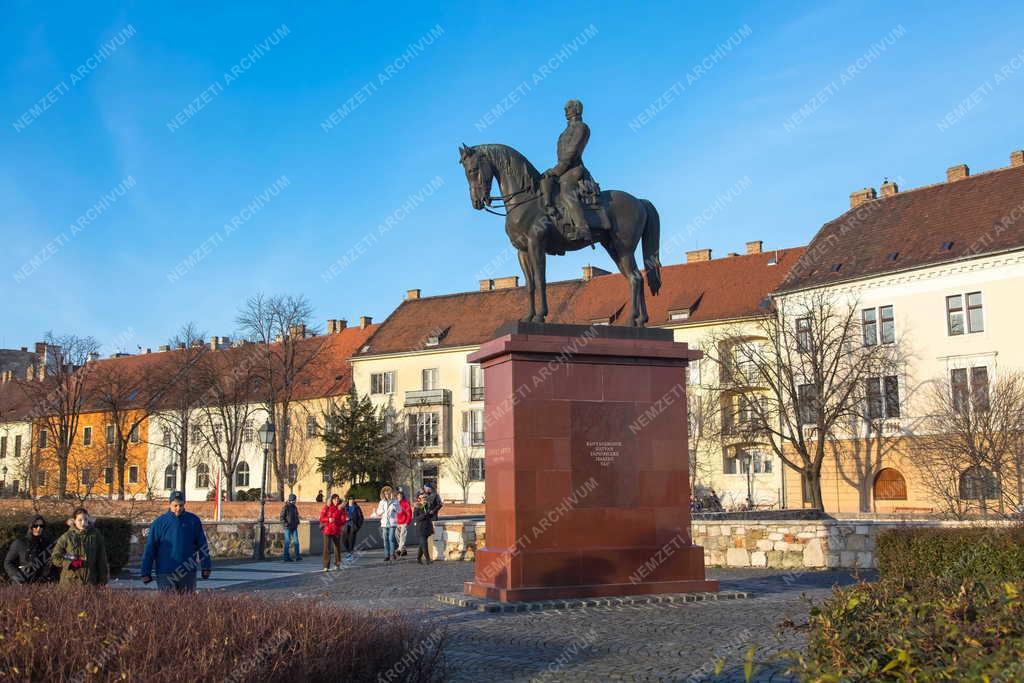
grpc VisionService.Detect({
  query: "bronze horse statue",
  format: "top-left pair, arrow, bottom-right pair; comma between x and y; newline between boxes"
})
459,143 -> 661,326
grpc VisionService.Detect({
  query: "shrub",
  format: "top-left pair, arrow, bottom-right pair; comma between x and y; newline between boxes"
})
0,515 -> 133,583
787,578 -> 1024,681
344,480 -> 389,502
876,526 -> 1024,584
0,585 -> 446,682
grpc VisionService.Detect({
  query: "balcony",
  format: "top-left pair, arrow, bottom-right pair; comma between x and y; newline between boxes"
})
404,388 -> 451,408
470,386 -> 485,401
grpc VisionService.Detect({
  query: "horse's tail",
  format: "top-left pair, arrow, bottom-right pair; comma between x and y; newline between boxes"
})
641,199 -> 662,296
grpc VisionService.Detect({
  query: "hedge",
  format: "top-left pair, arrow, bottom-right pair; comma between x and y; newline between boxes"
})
876,526 -> 1024,584
0,515 -> 133,582
787,578 -> 1024,681
0,585 -> 447,682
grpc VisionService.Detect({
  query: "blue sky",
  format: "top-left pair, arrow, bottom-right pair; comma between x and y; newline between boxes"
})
3,1 -> 1023,352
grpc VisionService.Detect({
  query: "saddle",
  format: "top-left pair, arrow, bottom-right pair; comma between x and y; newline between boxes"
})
545,178 -> 612,248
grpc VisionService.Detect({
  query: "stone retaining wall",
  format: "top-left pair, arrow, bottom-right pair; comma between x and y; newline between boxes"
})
430,519 -> 1013,570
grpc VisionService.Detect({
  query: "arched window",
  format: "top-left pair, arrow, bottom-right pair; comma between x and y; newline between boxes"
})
873,468 -> 907,501
236,462 -> 250,488
959,466 -> 999,501
163,465 -> 175,490
196,463 -> 210,489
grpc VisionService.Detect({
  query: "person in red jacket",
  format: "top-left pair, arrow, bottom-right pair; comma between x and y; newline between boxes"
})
319,494 -> 346,571
394,489 -> 413,558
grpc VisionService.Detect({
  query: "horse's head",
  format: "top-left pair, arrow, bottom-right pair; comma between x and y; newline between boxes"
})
458,143 -> 493,211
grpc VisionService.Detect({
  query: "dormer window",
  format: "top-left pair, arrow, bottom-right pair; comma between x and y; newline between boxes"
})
590,317 -> 611,326
425,336 -> 440,347
887,252 -> 899,261
767,252 -> 778,266
830,263 -> 842,273
942,241 -> 954,251
668,309 -> 690,321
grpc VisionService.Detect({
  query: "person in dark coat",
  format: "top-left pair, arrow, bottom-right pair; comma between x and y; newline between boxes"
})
413,493 -> 434,565
422,483 -> 443,520
315,490 -> 324,503
341,495 -> 364,562
4,515 -> 54,584
279,494 -> 301,562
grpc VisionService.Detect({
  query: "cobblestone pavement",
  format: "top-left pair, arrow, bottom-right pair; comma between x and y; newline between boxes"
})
235,551 -> 869,682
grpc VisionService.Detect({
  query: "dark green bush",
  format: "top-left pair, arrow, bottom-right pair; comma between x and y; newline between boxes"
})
343,480 -> 389,502
0,515 -> 133,582
876,526 -> 1024,584
787,578 -> 1024,681
0,585 -> 447,682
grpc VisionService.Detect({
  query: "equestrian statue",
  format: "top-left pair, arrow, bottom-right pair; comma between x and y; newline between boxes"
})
459,99 -> 661,327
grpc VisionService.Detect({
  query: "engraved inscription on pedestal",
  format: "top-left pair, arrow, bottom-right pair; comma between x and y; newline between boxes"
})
571,402 -> 638,508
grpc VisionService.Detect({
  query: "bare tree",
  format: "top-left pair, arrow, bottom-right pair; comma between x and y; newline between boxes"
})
91,359 -> 167,500
191,349 -> 260,501
702,290 -> 903,510
236,294 -> 328,499
686,384 -> 717,495
282,404 -> 319,496
17,333 -> 99,498
446,439 -> 477,504
912,370 -> 1024,518
152,324 -> 209,494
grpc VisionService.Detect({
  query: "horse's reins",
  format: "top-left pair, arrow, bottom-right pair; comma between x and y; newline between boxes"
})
483,186 -> 538,217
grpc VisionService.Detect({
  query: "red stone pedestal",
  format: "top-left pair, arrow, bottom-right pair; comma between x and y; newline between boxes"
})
464,323 -> 718,602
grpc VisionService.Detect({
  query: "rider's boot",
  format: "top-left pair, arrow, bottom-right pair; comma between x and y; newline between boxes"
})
567,201 -> 592,244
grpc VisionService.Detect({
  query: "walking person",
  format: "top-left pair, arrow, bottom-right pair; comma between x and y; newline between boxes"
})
140,492 -> 212,593
413,493 -> 434,565
52,508 -> 109,587
341,495 -> 364,562
319,493 -> 345,571
373,486 -> 399,561
423,483 -> 443,520
5,515 -> 54,584
280,493 -> 302,562
395,489 -> 412,558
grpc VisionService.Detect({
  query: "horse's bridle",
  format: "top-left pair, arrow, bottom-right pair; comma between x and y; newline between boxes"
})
483,186 -> 538,217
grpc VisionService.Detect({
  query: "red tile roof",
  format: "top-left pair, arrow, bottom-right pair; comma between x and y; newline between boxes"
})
357,247 -> 805,356
778,163 -> 1024,292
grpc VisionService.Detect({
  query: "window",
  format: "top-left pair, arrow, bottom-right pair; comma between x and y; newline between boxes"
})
235,462 -> 250,488
865,376 -> 900,419
103,468 -> 113,485
688,359 -> 701,386
383,408 -> 396,434
212,425 -> 223,443
243,420 -> 254,443
795,317 -> 812,352
13,435 -> 20,459
422,368 -> 439,391
951,367 -> 989,413
190,425 -> 202,444
469,363 -> 485,400
164,465 -> 175,490
81,468 -> 92,486
370,371 -> 395,395
196,463 -> 210,489
287,463 -> 298,485
947,292 -> 984,335
38,429 -> 47,448
409,413 -> 439,448
0,436 -> 6,458
306,415 -> 317,438
862,306 -> 895,346
106,424 -> 115,445
128,466 -> 139,484
959,466 -> 999,501
669,308 -> 690,321
797,384 -> 818,425
469,457 -> 485,481
129,424 -> 139,444
421,464 -> 439,491
162,429 -> 172,447
37,470 -> 46,487
463,410 -> 485,446
82,427 -> 92,446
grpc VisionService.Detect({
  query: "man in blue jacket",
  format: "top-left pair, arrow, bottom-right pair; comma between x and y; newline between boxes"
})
140,491 -> 212,593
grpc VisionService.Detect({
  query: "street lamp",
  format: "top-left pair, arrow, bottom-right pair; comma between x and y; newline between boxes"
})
740,451 -> 754,511
255,419 -> 275,561
1,466 -> 6,498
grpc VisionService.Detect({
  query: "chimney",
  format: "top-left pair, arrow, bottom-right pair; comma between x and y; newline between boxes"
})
326,319 -> 348,334
745,241 -> 763,255
33,342 -> 47,380
158,345 -> 170,352
686,249 -> 712,263
87,352 -> 100,362
849,188 -> 877,208
210,336 -> 220,351
946,164 -> 970,182
177,342 -> 186,350
880,179 -> 899,197
581,265 -> 611,281
360,316 -> 373,329
406,289 -> 421,300
288,324 -> 306,339
1011,150 -> 1024,167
